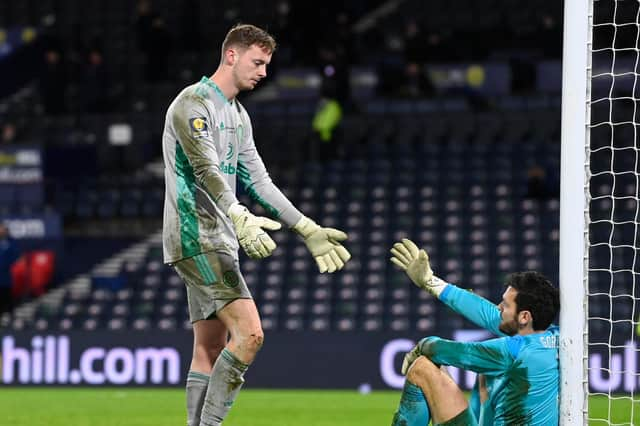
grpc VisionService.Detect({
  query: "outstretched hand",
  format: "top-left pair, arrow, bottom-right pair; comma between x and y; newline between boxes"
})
390,238 -> 447,297
228,203 -> 282,259
293,216 -> 351,273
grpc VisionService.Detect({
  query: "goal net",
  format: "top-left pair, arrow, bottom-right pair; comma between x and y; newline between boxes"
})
561,0 -> 640,424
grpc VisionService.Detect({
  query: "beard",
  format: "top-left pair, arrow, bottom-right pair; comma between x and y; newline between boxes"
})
232,69 -> 256,91
498,318 -> 519,336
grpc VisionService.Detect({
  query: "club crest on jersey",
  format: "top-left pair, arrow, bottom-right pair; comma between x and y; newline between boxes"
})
223,271 -> 239,288
189,117 -> 210,139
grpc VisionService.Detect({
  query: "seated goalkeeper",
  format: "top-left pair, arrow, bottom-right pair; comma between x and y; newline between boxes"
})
389,239 -> 560,426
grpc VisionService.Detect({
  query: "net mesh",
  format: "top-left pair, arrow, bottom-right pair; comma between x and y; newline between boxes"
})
588,0 -> 640,424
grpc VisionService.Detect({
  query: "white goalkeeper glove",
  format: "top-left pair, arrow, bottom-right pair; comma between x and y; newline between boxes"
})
401,342 -> 423,376
228,203 -> 281,259
293,216 -> 351,273
390,238 -> 447,297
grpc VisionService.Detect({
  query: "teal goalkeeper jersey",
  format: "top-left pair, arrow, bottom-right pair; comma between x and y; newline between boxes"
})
162,77 -> 302,263
429,285 -> 559,426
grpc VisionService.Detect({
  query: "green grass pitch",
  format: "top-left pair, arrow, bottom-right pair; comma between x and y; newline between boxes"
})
0,388 -> 638,425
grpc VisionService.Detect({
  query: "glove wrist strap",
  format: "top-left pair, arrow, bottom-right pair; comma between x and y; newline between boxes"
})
227,202 -> 246,218
292,215 -> 319,237
428,276 -> 447,297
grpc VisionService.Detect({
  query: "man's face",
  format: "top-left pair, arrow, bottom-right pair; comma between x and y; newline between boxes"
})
498,286 -> 520,335
231,44 -> 272,91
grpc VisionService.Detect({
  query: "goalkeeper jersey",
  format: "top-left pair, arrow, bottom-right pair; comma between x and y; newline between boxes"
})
162,76 -> 302,263
432,285 -> 559,426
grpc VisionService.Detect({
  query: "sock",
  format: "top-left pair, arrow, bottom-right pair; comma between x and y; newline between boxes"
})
186,371 -> 209,426
391,380 -> 430,426
199,348 -> 249,426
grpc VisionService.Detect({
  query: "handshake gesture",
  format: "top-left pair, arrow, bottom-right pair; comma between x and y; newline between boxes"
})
390,238 -> 447,297
292,216 -> 351,273
228,203 -> 351,273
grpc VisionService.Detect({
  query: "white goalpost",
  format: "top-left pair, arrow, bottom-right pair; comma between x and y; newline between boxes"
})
559,0 -> 590,423
561,0 -> 640,424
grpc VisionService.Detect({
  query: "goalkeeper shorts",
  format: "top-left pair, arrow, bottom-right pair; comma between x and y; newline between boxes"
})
172,250 -> 252,322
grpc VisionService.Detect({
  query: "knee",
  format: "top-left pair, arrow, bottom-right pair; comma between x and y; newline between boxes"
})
238,329 -> 264,355
406,356 -> 439,385
249,331 -> 264,352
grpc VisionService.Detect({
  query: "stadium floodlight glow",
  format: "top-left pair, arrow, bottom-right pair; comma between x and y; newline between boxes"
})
561,0 -> 640,424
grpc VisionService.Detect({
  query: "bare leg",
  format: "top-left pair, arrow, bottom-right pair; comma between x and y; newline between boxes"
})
187,319 -> 227,426
192,318 -> 228,372
215,298 -> 264,364
199,299 -> 263,426
406,356 -> 469,424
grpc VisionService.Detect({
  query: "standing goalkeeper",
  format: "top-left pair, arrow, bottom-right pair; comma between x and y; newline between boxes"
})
389,239 -> 559,426
162,24 -> 351,426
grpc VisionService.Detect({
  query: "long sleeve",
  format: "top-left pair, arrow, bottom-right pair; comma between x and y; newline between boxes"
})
236,105 -> 303,227
419,336 -> 515,376
439,284 -> 506,337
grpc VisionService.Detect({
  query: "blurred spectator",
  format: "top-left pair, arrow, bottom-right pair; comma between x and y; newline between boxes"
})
526,164 -> 556,200
145,17 -> 173,82
402,21 -> 434,97
135,0 -> 155,50
311,97 -> 343,162
0,223 -> 20,314
135,1 -> 173,82
540,14 -> 562,59
376,32 -> 405,97
82,46 -> 110,113
318,12 -> 352,105
272,1 -> 293,65
179,0 -> 202,53
403,20 -> 426,65
1,122 -> 17,145
39,47 -> 68,115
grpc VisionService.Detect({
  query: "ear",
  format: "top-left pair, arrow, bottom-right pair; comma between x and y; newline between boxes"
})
518,310 -> 532,326
223,48 -> 236,65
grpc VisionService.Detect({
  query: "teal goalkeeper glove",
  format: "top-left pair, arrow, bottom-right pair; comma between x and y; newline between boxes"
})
228,203 -> 282,259
390,239 -> 447,297
293,216 -> 351,273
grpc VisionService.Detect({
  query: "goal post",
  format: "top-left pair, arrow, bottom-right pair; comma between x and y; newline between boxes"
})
560,0 -> 591,424
561,0 -> 640,424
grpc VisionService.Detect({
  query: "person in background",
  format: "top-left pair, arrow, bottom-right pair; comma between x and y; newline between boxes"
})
0,223 -> 20,314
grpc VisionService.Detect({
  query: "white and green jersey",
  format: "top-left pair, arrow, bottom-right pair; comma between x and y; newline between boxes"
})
162,76 -> 302,263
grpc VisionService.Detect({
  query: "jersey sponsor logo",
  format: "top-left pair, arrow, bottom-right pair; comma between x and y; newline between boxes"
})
237,124 -> 244,142
222,271 -> 239,288
220,161 -> 236,175
219,121 -> 237,134
189,117 -> 210,139
225,142 -> 234,160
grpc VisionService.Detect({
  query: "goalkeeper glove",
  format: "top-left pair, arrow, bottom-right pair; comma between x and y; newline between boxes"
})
293,216 -> 351,273
401,341 -> 424,376
390,238 -> 447,297
227,203 -> 281,259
